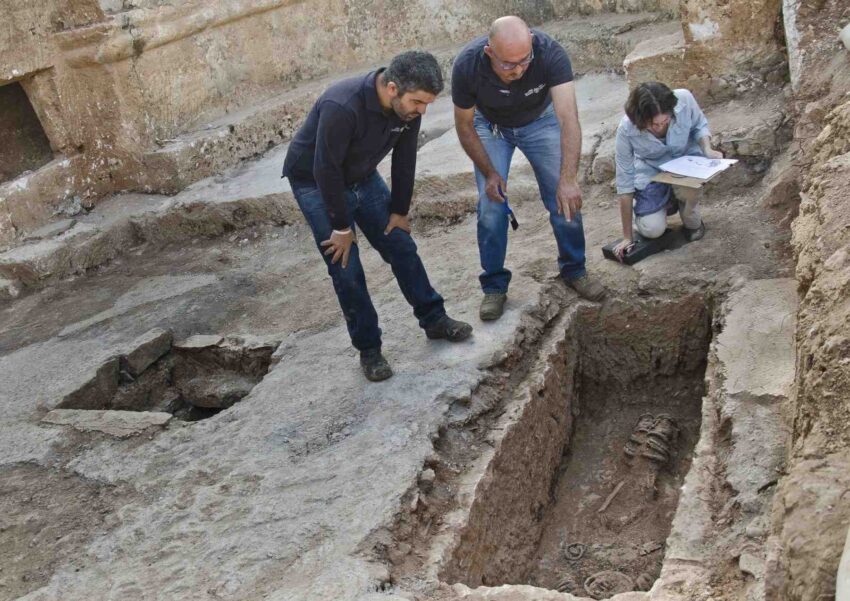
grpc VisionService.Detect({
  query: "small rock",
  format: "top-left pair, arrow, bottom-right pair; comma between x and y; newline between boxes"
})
746,517 -> 768,539
0,278 -> 22,300
841,23 -> 850,51
419,468 -> 436,490
739,552 -> 765,579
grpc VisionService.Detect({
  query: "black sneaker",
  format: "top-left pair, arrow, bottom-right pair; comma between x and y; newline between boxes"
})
360,350 -> 393,382
683,221 -> 706,242
424,315 -> 473,342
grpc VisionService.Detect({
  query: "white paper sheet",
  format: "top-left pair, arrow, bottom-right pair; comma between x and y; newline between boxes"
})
659,155 -> 738,180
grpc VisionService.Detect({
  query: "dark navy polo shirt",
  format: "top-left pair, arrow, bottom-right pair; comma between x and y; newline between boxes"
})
451,29 -> 574,128
282,69 -> 420,230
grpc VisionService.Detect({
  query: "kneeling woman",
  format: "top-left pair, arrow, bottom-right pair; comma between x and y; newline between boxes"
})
613,82 -> 723,260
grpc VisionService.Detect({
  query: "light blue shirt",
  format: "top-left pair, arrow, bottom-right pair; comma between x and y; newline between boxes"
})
615,89 -> 711,195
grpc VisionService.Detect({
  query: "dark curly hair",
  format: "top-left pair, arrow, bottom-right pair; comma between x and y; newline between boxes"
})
625,82 -> 678,130
383,50 -> 444,96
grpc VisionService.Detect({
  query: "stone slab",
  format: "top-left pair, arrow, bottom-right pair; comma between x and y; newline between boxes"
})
42,409 -> 172,438
716,278 -> 797,399
450,583 -> 594,600
57,358 -> 120,411
122,327 -> 173,376
174,334 -> 224,349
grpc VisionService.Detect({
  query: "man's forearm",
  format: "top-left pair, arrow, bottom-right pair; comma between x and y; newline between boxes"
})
698,135 -> 712,154
560,119 -> 581,182
457,121 -> 496,177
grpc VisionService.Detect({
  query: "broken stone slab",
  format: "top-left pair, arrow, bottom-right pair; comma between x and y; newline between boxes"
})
57,357 -> 120,411
174,334 -> 224,350
179,373 -> 256,409
841,23 -> 850,51
219,334 -> 281,352
42,409 -> 172,438
24,218 -> 77,242
122,328 -> 173,377
450,582 -> 601,600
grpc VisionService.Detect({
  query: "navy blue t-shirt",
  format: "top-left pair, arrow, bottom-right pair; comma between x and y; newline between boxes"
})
282,70 -> 420,230
451,29 -> 574,128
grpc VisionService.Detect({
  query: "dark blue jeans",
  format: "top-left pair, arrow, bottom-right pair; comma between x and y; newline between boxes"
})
290,171 -> 445,352
473,104 -> 587,293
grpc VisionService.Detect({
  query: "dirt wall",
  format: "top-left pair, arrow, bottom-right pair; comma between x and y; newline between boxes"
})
767,2 -> 850,599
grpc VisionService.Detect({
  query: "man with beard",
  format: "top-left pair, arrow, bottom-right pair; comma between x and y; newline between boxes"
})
282,51 -> 472,382
453,16 -> 607,322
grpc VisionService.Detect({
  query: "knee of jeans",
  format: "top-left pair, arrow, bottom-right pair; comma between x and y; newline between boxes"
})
382,228 -> 418,257
327,256 -> 363,287
637,218 -> 666,239
478,201 -> 507,234
549,209 -> 583,229
478,196 -> 506,221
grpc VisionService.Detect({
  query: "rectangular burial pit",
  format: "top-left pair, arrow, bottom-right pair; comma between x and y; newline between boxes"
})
56,331 -> 279,422
440,295 -> 710,598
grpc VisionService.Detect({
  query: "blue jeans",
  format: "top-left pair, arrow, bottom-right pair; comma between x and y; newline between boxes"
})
473,105 -> 587,293
290,171 -> 446,352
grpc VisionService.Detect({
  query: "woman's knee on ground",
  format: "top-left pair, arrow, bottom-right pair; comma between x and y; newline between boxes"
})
635,212 -> 667,239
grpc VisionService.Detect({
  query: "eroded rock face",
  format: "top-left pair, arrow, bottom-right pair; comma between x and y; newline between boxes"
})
771,31 -> 850,594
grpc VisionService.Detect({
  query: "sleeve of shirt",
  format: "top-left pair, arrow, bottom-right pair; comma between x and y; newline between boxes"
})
684,90 -> 711,141
389,116 -> 422,216
313,100 -> 356,230
615,122 -> 637,195
451,54 -> 476,109
544,39 -> 574,87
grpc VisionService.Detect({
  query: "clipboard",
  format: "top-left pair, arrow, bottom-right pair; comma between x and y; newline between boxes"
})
650,170 -> 719,189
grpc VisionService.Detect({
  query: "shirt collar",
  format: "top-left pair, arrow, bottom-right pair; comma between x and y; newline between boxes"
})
364,69 -> 385,113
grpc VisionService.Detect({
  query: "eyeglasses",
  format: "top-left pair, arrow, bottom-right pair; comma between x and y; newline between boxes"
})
491,47 -> 534,71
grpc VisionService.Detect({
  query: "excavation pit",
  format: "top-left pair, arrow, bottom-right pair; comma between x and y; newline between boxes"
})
54,330 -> 279,422
403,295 -> 713,598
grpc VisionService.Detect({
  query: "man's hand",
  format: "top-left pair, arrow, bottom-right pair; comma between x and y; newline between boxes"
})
384,213 -> 411,235
705,148 -> 724,159
557,178 -> 582,221
613,238 -> 635,262
485,172 -> 507,203
321,229 -> 356,268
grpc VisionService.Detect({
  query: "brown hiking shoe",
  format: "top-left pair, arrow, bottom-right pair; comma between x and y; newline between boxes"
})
567,274 -> 606,302
479,293 -> 507,321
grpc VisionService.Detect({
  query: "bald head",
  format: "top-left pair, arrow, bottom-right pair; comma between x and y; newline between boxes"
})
488,16 -> 532,53
485,16 -> 533,82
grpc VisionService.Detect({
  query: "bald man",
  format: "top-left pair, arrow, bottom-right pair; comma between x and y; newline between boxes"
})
453,16 -> 606,321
